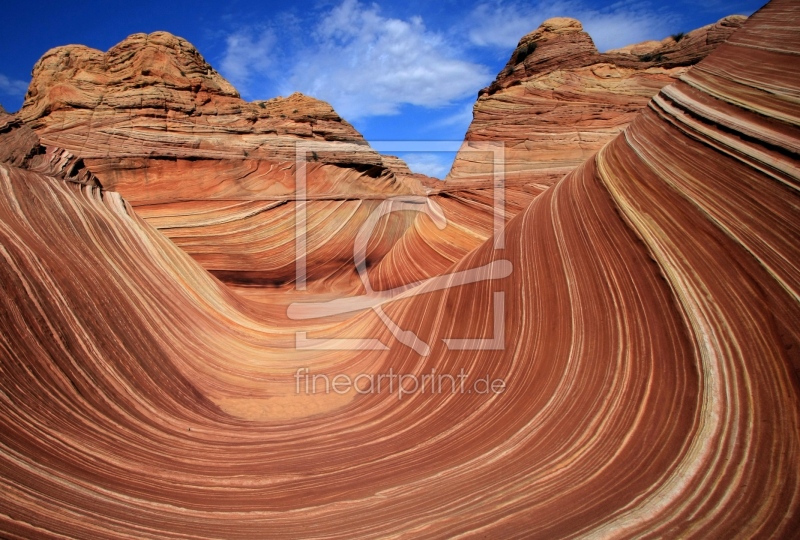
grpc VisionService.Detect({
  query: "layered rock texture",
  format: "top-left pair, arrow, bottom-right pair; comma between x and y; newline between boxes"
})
425,16 -> 749,286
18,31 -> 425,285
446,14 -> 747,193
0,108 -> 100,186
2,0 -> 800,537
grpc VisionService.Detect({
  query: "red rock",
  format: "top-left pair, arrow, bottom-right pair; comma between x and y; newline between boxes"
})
0,1 -> 799,537
20,32 -> 421,195
18,31 -> 425,285
446,15 -> 747,192
0,108 -> 100,186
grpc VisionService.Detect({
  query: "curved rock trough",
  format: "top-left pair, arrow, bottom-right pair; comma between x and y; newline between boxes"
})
0,0 -> 799,537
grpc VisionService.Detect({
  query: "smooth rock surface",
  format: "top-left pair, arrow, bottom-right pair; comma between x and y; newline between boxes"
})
1,1 -> 799,537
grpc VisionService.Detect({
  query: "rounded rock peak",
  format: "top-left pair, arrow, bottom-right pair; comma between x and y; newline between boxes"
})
108,31 -> 201,57
540,17 -> 583,33
116,31 -> 184,44
514,17 -> 587,46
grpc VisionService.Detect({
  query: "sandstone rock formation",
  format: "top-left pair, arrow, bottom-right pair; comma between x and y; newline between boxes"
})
19,30 -> 433,200
13,18 -> 744,290
0,108 -> 100,186
18,31 -> 425,285
21,32 -> 377,169
446,14 -> 747,193
1,0 -> 799,537
379,15 -> 749,292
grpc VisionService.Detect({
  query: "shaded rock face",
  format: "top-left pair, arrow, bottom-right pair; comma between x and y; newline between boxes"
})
1,1 -> 800,536
446,15 -> 747,191
0,108 -> 100,186
18,31 -> 425,285
20,31 -> 417,188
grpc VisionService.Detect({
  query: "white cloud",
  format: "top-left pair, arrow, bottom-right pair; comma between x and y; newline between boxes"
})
281,0 -> 491,119
465,1 -> 677,52
0,74 -> 28,96
215,0 -> 679,121
399,152 -> 451,179
220,28 -> 276,93
218,1 -> 492,118
429,101 -> 475,130
582,11 -> 677,51
467,3 -> 549,49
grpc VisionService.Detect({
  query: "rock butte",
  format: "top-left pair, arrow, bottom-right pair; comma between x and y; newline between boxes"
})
446,14 -> 746,189
410,14 -> 749,288
15,18 -> 743,290
1,0 -> 800,537
19,31 -> 433,287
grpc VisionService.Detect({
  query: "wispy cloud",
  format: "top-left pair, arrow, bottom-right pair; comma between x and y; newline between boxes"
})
0,74 -> 29,97
464,1 -> 678,52
429,101 -> 475,130
218,0 -> 492,120
220,28 -> 277,93
466,3 -> 547,49
286,0 -> 491,119
582,9 -> 678,51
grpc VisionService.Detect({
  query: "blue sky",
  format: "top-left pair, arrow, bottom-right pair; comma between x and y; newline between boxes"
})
1,0 -> 766,177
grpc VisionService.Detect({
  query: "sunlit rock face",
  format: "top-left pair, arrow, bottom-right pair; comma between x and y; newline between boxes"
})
18,31 -> 426,286
1,0 -> 800,537
417,15 -> 748,290
446,14 -> 747,194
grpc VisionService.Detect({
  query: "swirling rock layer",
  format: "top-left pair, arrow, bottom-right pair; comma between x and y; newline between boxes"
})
0,109 -> 100,186
1,1 -> 800,538
446,14 -> 747,192
18,31 -> 425,284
